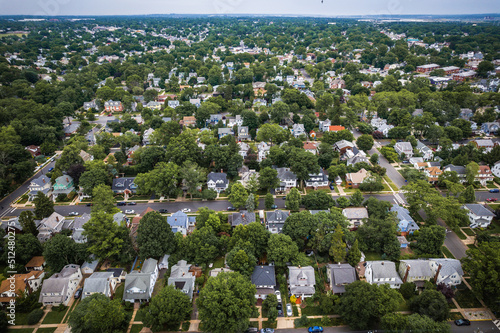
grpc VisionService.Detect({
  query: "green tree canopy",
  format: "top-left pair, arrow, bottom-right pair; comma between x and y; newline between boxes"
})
137,211 -> 176,258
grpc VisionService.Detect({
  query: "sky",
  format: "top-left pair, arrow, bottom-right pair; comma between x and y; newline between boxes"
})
0,0 -> 498,16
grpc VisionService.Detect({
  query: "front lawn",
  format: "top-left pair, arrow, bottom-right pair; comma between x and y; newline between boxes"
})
301,304 -> 325,316
441,246 -> 455,259
454,284 -> 482,308
130,324 -> 144,333
262,320 -> 277,329
449,312 -> 464,320
114,284 -> 124,300
42,308 -> 67,324
462,228 -> 475,236
212,256 -> 225,269
9,329 -> 34,333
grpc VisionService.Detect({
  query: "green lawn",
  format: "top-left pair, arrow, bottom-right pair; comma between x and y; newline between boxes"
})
212,256 -> 225,269
453,228 -> 467,240
449,312 -> 464,320
462,228 -> 475,236
364,251 -> 383,261
114,284 -> 124,300
383,175 -> 399,190
36,328 -> 57,333
454,285 -> 482,308
63,299 -> 79,323
441,246 -> 455,258
262,320 -> 277,329
9,329 -> 34,333
130,324 -> 144,333
301,305 -> 326,316
13,312 -> 29,325
42,308 -> 67,324
134,308 -> 145,322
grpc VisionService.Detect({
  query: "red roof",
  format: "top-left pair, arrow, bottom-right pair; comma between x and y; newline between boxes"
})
329,125 -> 345,132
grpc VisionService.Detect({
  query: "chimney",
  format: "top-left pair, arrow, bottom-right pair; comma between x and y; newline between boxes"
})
434,264 -> 442,282
221,169 -> 223,173
381,262 -> 384,265
42,178 -> 45,183
56,216 -> 59,222
403,264 -> 411,283
66,177 -> 69,183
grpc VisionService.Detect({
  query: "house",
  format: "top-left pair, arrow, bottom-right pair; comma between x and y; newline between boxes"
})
326,263 -> 357,294
462,204 -> 495,228
443,164 -> 466,183
227,115 -> 243,127
237,126 -> 251,140
416,64 -> 440,73
394,142 -> 414,159
52,175 -> 75,200
82,272 -> 116,300
159,255 -> 170,270
25,145 -> 41,158
480,122 -> 500,135
305,170 -> 329,188
72,213 -> 91,243
416,141 -> 433,161
476,165 -> 493,185
342,207 -> 369,229
106,268 -> 127,283
37,212 -> 67,243
371,117 -> 387,129
64,122 -> 80,136
409,157 -> 424,168
473,139 -> 495,153
319,119 -> 331,132
167,100 -> 180,109
291,124 -> 305,138
189,98 -> 201,108
207,172 -> 229,193
275,167 -> 298,193
123,258 -> 158,303
257,142 -> 270,162
168,260 -> 196,300
228,211 -> 256,227
303,141 -> 318,155
492,161 -> 500,178
81,258 -> 99,275
334,140 -> 354,155
25,256 -> 46,271
142,128 -> 155,145
28,175 -> 51,201
145,101 -> 162,110
112,177 -> 137,194
83,100 -> 98,111
459,108 -> 474,120
251,265 -> 276,300
0,271 -> 45,305
430,259 -> 463,286
347,151 -> 369,167
79,150 -> 92,163
397,236 -> 410,248
1,217 -> 23,234
167,211 -> 196,235
398,260 -> 434,286
391,204 -> 420,235
345,168 -> 368,189
238,169 -> 258,188
288,266 -> 316,299
181,116 -> 196,127
424,167 -> 443,184
377,124 -> 394,137
104,100 -> 123,112
209,114 -> 223,124
365,261 -> 403,289
39,264 -> 83,306
266,210 -> 289,234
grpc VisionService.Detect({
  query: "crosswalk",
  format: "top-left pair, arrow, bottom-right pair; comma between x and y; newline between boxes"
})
0,207 -> 16,218
494,319 -> 500,331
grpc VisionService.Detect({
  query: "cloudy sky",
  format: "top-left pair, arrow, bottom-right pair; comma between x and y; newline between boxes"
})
0,0 -> 498,16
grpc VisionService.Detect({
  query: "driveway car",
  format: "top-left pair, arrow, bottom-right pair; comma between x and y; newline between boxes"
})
308,327 -> 324,333
271,204 -> 278,209
68,212 -> 79,216
286,303 -> 292,317
74,288 -> 82,299
181,208 -> 191,213
227,206 -> 236,211
127,202 -> 137,205
124,209 -> 135,214
454,319 -> 470,326
158,209 -> 168,213
275,290 -> 281,302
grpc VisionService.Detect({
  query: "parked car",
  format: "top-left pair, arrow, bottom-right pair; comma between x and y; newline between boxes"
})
86,203 -> 93,207
246,328 -> 258,333
127,202 -> 136,205
308,327 -> 324,333
158,209 -> 168,213
454,319 -> 470,326
282,196 -> 286,200
275,290 -> 281,302
124,210 -> 135,214
489,189 -> 499,193
487,198 -> 498,202
260,329 -> 274,333
74,288 -> 82,299
286,303 -> 292,317
329,183 -> 335,190
117,202 -> 126,206
181,208 -> 191,213
271,204 -> 278,209
68,212 -> 79,216
277,303 -> 283,316
227,206 -> 237,211
48,167 -> 54,172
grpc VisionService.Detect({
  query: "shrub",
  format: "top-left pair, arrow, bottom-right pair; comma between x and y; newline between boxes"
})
201,189 -> 217,200
294,314 -> 309,328
27,308 -> 44,325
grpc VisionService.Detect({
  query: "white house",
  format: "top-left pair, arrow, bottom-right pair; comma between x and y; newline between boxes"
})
365,261 -> 402,289
319,119 -> 331,132
257,142 -> 270,162
416,140 -> 433,161
167,211 -> 196,235
27,175 -> 51,201
291,124 -> 305,138
394,142 -> 414,159
123,258 -> 158,303
462,204 -> 495,228
39,264 -> 82,306
142,128 -> 155,145
430,259 -> 463,286
288,266 -> 316,299
82,272 -> 117,299
275,168 -> 297,193
207,172 -> 229,193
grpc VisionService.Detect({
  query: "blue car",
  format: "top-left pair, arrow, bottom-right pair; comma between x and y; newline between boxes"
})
48,167 -> 54,172
308,327 -> 323,333
489,189 -> 499,193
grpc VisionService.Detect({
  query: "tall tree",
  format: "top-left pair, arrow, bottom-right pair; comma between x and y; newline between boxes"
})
180,161 -> 206,199
347,239 -> 361,267
465,161 -> 479,185
83,211 -> 127,261
245,193 -> 255,212
230,222 -> 270,258
226,246 -> 257,277
258,167 -> 280,191
414,225 -> 446,256
33,191 -> 54,219
267,233 -> 300,268
135,162 -> 180,198
460,185 -> 476,203
137,211 -> 176,259
329,225 -> 347,263
228,183 -> 248,209
356,134 -> 374,152
349,190 -> 364,207
410,289 -> 450,322
285,188 -> 301,212
282,211 -> 319,250
18,211 -> 38,236
265,193 -> 275,210
91,184 -> 119,214
43,234 -> 87,272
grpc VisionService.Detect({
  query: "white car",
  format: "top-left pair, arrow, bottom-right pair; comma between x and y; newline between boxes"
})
286,303 -> 292,317
68,212 -> 79,216
181,208 -> 191,213
275,290 -> 281,302
124,209 -> 135,214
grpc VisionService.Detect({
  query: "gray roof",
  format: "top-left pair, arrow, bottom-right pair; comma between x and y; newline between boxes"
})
395,142 -> 413,152
141,258 -> 158,274
81,259 -> 99,272
335,140 -> 354,150
444,164 -> 466,175
288,266 -> 315,286
82,272 -> 114,299
111,177 -> 137,192
266,210 -> 290,223
343,207 -> 369,220
167,211 -> 195,229
229,211 -> 256,227
275,167 -> 297,181
30,175 -> 50,188
367,261 -> 403,285
40,264 -> 80,300
168,260 -> 195,299
431,258 -> 464,277
328,263 -> 356,293
251,266 -> 276,287
170,260 -> 191,278
400,260 -> 433,278
124,272 -> 150,301
464,204 -> 495,217
73,213 -> 91,229
207,172 -> 228,185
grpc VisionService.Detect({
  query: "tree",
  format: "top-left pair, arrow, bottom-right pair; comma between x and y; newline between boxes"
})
197,272 -> 256,333
56,144 -> 83,171
142,285 -> 192,332
270,101 -> 290,124
461,242 -> 500,310
255,123 -> 288,144
410,289 -> 450,322
349,190 -> 364,207
43,234 -> 87,272
381,313 -> 450,333
262,294 -> 278,323
465,161 -> 479,185
79,167 -> 108,196
477,60 -> 494,78
91,184 -> 118,214
137,211 -> 176,258
329,224 -> 347,262
346,239 -> 361,267
359,175 -> 384,192
259,167 -> 280,191
83,211 -> 129,261
399,282 -> 417,300
301,191 -> 333,210
336,281 -> 404,330
226,246 -> 257,277
356,134 -> 374,152
228,183 -> 248,209
33,191 -> 54,219
285,188 -> 301,212
245,173 -> 260,194
370,153 -> 379,165
185,226 -> 220,266
135,162 -> 180,198
3,234 -> 42,267
180,161 -> 206,199
265,193 -> 275,210
283,211 -> 319,250
289,149 -> 320,187
68,294 -> 127,333
267,233 -> 300,268
19,211 -> 38,236
230,222 -> 270,258
245,193 -> 255,212
336,196 -> 350,208
414,225 -> 446,256
461,185 -> 476,203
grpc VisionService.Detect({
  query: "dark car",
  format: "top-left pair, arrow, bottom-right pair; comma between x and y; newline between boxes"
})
454,319 -> 470,326
271,204 -> 278,209
329,183 -> 335,190
158,209 -> 168,213
308,327 -> 324,333
246,328 -> 259,333
228,206 -> 237,211
117,202 -> 126,206
48,167 -> 54,172
489,189 -> 500,193
277,303 -> 283,316
86,203 -> 93,207
282,196 -> 286,200
74,288 -> 83,299
127,202 -> 137,205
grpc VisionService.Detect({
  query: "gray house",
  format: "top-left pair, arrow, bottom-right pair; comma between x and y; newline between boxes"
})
251,265 -> 276,300
237,126 -> 252,140
266,210 -> 290,234
82,272 -> 116,299
288,266 -> 316,298
326,263 -> 357,294
207,172 -> 229,193
228,211 -> 256,227
123,258 -> 158,303
168,260 -> 196,300
39,264 -> 82,306
112,177 -> 137,194
28,175 -> 51,201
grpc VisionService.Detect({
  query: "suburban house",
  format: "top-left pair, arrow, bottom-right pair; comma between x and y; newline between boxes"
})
82,272 -> 116,300
347,151 -> 369,166
365,261 -> 403,289
106,268 -> 127,284
145,101 -> 162,110
238,142 -> 250,158
25,256 -> 46,271
333,140 -> 355,155
342,207 -> 369,229
228,211 -> 256,227
25,145 -> 41,158
168,260 -> 196,300
227,115 -> 243,127
377,124 -> 394,137
142,128 -> 155,145
0,271 -> 45,306
181,116 -> 196,127
473,139 -> 495,153
167,100 -> 180,109
81,258 -> 99,275
167,211 -> 196,235
476,165 -> 493,185
209,114 -> 223,125
104,100 -> 123,112
189,98 -> 201,108
71,213 -> 91,244
251,265 -> 276,300
398,260 -> 434,286
443,164 -> 467,183
37,212 -> 68,243
430,259 -> 464,286
371,117 -> 387,129
126,145 -> 140,165
394,142 -> 414,159
480,122 -> 500,135
1,217 -> 22,234
39,264 -> 83,306
111,177 -> 137,194
257,142 -> 270,162
266,210 -> 290,234
275,167 -> 298,193
319,119 -> 331,132
288,266 -> 316,299
207,172 -> 229,193
345,168 -> 368,189
210,268 -> 233,277
390,204 -> 420,235
159,255 -> 170,270
424,167 -> 443,184
123,258 -> 158,303
492,160 -> 500,178
83,100 -> 98,110
237,168 -> 258,188
305,170 -> 329,188
218,127 -> 234,139
326,263 -> 357,294
52,175 -> 75,200
462,204 -> 495,228
27,175 -> 51,201
237,126 -> 251,140
303,141 -> 318,155
416,140 -> 433,161
291,124 -> 305,138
